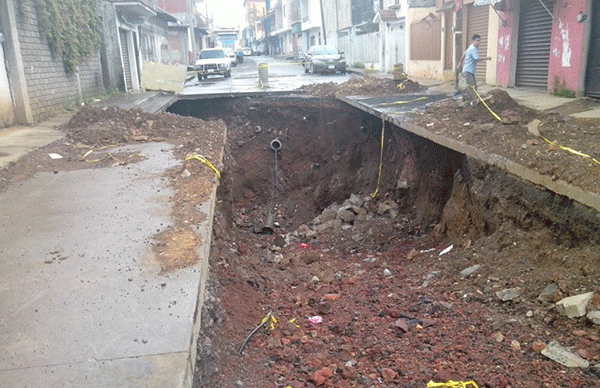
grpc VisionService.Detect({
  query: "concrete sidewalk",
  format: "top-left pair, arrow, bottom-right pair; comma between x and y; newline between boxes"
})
0,91 -> 211,388
347,67 -> 600,118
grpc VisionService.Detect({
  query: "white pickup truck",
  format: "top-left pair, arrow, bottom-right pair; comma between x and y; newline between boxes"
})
195,48 -> 231,80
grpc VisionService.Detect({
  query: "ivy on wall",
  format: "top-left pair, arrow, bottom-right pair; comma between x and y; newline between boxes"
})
35,0 -> 100,74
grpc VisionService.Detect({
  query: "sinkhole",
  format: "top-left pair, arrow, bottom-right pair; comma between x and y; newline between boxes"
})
166,95 -> 600,388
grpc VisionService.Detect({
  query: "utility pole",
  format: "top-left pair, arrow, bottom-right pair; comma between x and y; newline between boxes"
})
319,0 -> 327,44
188,0 -> 198,63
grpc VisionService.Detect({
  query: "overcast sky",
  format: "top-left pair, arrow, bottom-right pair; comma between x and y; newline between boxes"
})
198,0 -> 246,29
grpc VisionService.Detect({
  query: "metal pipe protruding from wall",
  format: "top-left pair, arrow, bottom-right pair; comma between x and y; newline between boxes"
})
270,138 -> 282,152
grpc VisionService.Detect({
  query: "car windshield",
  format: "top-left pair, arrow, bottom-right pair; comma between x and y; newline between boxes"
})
200,50 -> 225,59
312,46 -> 339,55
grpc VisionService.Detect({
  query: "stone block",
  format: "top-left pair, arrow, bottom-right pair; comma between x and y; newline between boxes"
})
555,292 -> 594,318
541,341 -> 589,368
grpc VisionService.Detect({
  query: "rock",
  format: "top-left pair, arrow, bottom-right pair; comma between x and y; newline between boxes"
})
496,288 -> 519,301
527,118 -> 541,137
531,341 -> 546,352
338,207 -> 356,222
537,283 -> 561,303
493,333 -> 504,342
397,180 -> 409,189
377,202 -> 392,215
320,208 -> 338,223
273,235 -> 286,248
311,276 -> 320,283
438,301 -> 453,310
320,268 -> 336,284
556,292 -> 594,318
500,109 -> 521,124
348,194 -> 363,207
311,367 -> 333,386
181,169 -> 191,178
313,220 -> 335,232
511,340 -> 521,351
381,367 -> 398,382
460,264 -> 481,278
394,318 -> 409,332
577,349 -> 589,359
541,341 -> 590,368
383,269 -> 393,278
406,248 -> 419,260
587,310 -> 600,325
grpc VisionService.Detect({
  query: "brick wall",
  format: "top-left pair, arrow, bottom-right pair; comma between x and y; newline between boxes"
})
16,1 -> 105,122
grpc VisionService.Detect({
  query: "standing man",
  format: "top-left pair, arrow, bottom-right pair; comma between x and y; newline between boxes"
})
457,34 -> 491,100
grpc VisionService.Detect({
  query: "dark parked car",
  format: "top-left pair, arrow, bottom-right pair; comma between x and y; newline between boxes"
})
304,45 -> 346,74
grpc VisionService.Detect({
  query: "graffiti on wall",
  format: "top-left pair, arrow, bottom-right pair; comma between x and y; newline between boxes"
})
497,34 -> 510,64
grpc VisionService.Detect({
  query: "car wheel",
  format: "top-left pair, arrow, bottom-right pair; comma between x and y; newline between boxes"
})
309,64 -> 314,74
197,73 -> 202,81
224,70 -> 231,78
304,64 -> 309,73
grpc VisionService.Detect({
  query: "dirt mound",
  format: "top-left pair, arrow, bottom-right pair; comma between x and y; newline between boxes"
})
408,89 -> 600,194
297,75 -> 426,98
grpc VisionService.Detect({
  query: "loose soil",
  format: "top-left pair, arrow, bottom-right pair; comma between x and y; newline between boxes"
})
1,76 -> 599,388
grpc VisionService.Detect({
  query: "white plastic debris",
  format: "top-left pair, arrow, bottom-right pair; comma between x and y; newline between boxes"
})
48,153 -> 63,160
439,245 -> 453,256
308,316 -> 323,324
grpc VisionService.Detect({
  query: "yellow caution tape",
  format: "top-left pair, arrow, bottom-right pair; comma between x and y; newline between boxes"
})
379,96 -> 427,106
469,86 -> 502,122
128,153 -> 146,159
427,380 -> 479,388
467,87 -> 599,166
262,311 -> 277,331
539,135 -> 600,165
289,318 -> 300,328
185,154 -> 221,179
371,117 -> 386,198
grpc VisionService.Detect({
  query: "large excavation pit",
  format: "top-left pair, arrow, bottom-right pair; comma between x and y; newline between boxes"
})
166,96 -> 600,388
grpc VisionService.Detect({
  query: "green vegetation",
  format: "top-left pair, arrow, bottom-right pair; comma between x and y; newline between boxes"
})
353,62 -> 365,69
553,88 -> 576,98
35,0 -> 100,74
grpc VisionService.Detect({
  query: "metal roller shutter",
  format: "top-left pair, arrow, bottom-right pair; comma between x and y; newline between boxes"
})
585,0 -> 600,97
516,0 -> 553,89
466,4 -> 489,82
119,29 -> 133,92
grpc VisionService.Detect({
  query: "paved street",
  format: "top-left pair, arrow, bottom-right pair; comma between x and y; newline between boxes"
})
180,55 -> 352,96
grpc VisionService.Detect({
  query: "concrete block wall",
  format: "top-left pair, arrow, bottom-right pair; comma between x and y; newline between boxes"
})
16,1 -> 104,122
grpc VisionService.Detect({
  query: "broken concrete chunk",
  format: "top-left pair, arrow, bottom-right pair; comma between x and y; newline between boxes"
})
586,310 -> 600,325
350,205 -> 367,216
496,288 -> 519,302
555,292 -> 594,318
460,264 -> 481,278
541,341 -> 590,368
348,194 -> 363,207
338,208 -> 356,223
527,119 -> 541,137
397,180 -> 409,189
537,283 -> 561,303
319,208 -> 338,223
377,203 -> 392,215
